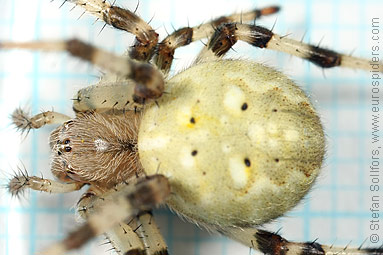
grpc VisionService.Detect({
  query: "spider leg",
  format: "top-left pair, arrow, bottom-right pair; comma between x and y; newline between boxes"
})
40,174 -> 170,255
72,81 -> 145,114
7,171 -> 84,197
223,227 -> 383,255
0,39 -> 165,101
205,23 -> 383,72
76,189 -> 99,220
154,5 -> 280,73
77,186 -> 169,254
136,212 -> 169,255
11,108 -> 70,135
107,220 -> 147,255
76,187 -> 147,254
65,0 -> 158,61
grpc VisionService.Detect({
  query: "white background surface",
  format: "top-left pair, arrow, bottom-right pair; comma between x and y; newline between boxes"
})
0,0 -> 382,254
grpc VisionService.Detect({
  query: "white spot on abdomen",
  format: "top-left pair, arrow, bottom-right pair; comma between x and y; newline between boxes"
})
177,106 -> 192,125
179,147 -> 195,169
229,156 -> 248,189
223,85 -> 245,115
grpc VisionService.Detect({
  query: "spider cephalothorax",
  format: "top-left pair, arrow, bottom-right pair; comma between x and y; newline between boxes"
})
2,1 -> 382,255
50,112 -> 142,188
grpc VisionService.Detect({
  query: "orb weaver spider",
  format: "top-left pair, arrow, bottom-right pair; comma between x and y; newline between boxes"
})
0,0 -> 382,255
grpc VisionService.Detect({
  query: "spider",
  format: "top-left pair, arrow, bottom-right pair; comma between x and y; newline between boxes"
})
0,0 -> 382,255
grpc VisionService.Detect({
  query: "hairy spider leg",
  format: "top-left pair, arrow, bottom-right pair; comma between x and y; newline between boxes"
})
64,0 -> 158,61
203,23 -> 383,72
41,174 -> 170,255
7,171 -> 84,197
11,108 -> 70,136
223,227 -> 383,255
154,5 -> 280,73
135,212 -> 169,255
76,186 -> 168,254
71,81 -> 146,114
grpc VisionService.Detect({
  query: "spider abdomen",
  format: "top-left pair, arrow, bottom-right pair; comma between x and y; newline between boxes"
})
138,60 -> 325,228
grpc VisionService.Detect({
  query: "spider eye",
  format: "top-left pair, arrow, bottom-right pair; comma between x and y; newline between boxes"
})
65,146 -> 72,152
64,139 -> 70,144
57,151 -> 62,156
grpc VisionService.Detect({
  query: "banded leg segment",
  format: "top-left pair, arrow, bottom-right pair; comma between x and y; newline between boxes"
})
224,228 -> 383,255
66,0 -> 158,61
41,174 -> 170,255
206,23 -> 382,72
154,5 -> 280,72
77,191 -> 168,254
1,39 -> 165,101
76,189 -> 147,254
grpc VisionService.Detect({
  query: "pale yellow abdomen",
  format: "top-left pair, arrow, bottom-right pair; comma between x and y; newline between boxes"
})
138,60 -> 325,228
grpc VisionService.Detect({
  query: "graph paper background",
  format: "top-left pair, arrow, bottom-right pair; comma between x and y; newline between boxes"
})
0,0 -> 382,254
